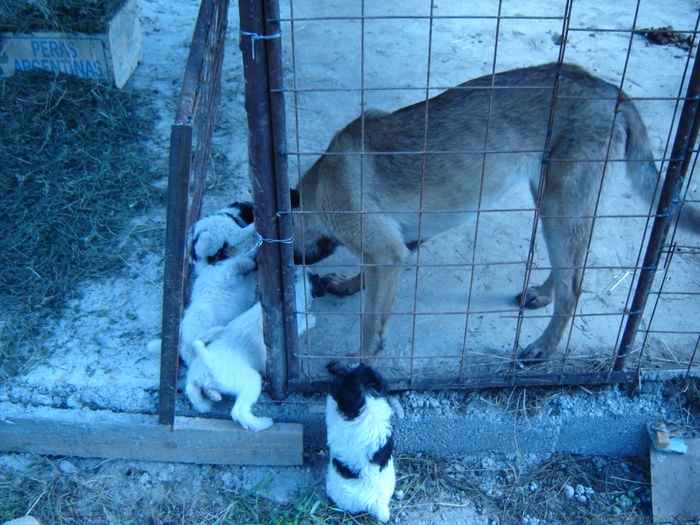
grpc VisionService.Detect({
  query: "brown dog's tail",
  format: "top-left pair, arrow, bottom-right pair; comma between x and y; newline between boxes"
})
623,100 -> 700,234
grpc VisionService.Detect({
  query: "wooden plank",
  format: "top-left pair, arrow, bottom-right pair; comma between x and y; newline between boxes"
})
651,436 -> 700,523
0,407 -> 303,466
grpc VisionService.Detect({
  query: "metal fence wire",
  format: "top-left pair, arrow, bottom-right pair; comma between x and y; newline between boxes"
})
233,0 -> 700,398
243,0 -> 700,394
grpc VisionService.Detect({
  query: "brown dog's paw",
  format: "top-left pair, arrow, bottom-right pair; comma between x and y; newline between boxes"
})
517,340 -> 554,366
515,286 -> 553,310
322,273 -> 361,296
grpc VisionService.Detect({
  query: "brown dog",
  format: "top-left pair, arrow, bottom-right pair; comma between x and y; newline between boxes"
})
291,62 -> 698,361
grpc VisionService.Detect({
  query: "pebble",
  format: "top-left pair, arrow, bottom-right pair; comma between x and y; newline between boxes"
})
575,484 -> 585,495
395,489 -> 405,501
563,484 -> 575,498
576,494 -> 587,503
58,459 -> 79,475
221,471 -> 236,488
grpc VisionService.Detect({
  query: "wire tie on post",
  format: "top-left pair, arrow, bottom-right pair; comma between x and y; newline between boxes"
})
247,231 -> 294,256
240,30 -> 281,60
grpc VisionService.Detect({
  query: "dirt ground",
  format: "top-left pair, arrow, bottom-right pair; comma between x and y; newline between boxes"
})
284,0 -> 700,382
2,0 -> 700,523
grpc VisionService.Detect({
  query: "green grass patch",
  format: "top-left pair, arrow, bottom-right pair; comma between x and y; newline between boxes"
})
0,70 -> 162,377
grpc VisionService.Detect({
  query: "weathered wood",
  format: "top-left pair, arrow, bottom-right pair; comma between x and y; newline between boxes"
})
651,436 -> 700,523
159,122 -> 192,427
0,407 -> 303,466
0,0 -> 142,87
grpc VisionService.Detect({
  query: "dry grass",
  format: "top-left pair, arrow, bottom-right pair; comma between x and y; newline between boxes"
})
0,70 -> 161,378
0,451 -> 657,525
0,456 -> 375,525
0,0 -> 128,34
663,377 -> 700,427
395,452 -> 653,525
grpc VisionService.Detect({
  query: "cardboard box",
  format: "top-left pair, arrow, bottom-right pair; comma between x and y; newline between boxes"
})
0,0 -> 142,88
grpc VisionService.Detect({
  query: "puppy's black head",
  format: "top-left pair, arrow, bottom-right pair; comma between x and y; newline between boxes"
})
327,361 -> 388,420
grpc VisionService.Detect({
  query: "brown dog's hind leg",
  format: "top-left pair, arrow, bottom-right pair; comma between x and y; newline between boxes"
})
338,216 -> 410,356
518,156 -> 599,363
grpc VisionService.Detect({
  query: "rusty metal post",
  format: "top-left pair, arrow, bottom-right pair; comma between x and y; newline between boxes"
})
263,0 -> 299,382
158,123 -> 192,426
238,0 -> 290,399
615,51 -> 700,371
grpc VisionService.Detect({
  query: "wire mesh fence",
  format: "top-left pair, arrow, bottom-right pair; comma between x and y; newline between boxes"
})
264,0 -> 700,391
163,0 -> 700,411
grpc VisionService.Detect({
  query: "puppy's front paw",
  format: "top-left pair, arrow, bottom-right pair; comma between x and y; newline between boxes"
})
189,397 -> 213,413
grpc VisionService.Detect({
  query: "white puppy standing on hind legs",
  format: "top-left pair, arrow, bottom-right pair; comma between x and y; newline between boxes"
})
185,268 -> 318,431
325,361 -> 396,523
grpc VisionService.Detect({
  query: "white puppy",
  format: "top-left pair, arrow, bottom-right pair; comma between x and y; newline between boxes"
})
189,202 -> 254,270
147,207 -> 258,362
179,222 -> 259,365
185,269 -> 317,431
325,361 -> 396,523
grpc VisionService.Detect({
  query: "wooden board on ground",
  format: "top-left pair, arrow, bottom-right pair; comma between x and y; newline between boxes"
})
651,436 -> 700,523
0,404 -> 302,466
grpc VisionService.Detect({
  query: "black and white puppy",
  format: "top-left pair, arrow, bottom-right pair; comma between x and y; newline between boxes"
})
179,222 -> 259,365
325,361 -> 395,523
189,201 -> 255,269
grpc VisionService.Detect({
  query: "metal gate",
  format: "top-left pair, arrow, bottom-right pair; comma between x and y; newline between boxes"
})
243,0 -> 700,394
159,0 -> 700,423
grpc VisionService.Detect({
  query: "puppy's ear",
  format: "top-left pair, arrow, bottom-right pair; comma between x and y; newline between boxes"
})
230,201 -> 255,225
290,188 -> 300,209
355,364 -> 388,396
189,232 -> 200,262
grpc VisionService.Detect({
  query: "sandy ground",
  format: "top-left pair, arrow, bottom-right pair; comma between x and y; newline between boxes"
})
1,0 -> 700,523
